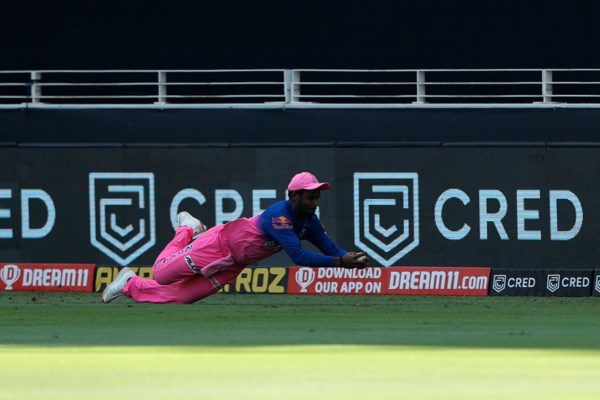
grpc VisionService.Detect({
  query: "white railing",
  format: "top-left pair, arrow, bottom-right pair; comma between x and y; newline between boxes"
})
2,69 -> 600,106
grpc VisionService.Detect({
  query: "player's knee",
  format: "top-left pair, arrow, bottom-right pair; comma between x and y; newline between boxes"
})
152,269 -> 177,285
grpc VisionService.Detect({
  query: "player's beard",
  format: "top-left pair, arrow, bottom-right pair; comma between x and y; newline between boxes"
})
301,205 -> 316,216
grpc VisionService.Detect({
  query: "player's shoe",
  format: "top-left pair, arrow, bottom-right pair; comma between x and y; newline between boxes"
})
101,267 -> 136,303
176,211 -> 207,238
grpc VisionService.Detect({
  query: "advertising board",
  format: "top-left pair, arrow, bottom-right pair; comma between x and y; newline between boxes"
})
288,266 -> 490,296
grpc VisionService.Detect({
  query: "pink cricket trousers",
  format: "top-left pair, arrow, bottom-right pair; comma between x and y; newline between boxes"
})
122,226 -> 244,304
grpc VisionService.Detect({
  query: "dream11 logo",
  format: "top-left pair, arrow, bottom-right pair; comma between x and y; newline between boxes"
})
89,173 -> 156,266
354,173 -> 419,267
295,267 -> 316,293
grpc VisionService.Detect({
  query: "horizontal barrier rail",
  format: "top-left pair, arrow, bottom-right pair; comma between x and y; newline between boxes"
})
1,69 -> 600,106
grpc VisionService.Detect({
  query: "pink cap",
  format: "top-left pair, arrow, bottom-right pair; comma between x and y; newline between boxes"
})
287,172 -> 331,191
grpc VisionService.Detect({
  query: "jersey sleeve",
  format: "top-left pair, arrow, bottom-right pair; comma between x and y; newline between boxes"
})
261,217 -> 336,267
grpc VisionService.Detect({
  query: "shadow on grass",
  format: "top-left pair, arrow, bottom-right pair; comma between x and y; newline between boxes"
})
1,292 -> 600,350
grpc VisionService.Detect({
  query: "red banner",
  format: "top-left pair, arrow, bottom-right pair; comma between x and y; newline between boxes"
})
288,266 -> 490,296
0,263 -> 95,292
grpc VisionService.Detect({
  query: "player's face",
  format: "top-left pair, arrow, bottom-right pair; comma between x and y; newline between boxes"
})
296,189 -> 321,216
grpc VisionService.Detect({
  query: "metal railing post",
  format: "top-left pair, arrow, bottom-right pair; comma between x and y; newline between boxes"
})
30,71 -> 42,104
415,70 -> 426,103
284,70 -> 292,103
285,69 -> 302,103
542,69 -> 553,103
292,70 -> 301,102
157,71 -> 167,104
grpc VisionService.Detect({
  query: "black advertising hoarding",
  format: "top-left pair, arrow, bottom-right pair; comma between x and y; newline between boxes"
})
0,144 -> 599,269
490,269 -> 593,296
490,269 -> 541,296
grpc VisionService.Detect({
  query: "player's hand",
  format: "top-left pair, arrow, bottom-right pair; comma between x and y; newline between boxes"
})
341,252 -> 369,269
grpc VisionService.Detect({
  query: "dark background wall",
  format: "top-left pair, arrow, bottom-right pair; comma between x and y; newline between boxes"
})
2,1 -> 600,70
3,108 -> 600,144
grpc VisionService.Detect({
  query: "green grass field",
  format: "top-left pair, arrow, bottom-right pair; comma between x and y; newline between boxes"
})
1,293 -> 599,399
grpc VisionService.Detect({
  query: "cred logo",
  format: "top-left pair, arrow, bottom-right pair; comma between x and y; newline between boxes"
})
492,275 -> 506,292
547,274 -> 560,292
492,275 -> 536,293
546,274 -> 590,293
89,173 -> 156,266
354,173 -> 419,267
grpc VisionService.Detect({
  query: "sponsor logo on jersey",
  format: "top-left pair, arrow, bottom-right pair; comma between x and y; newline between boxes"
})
272,216 -> 293,229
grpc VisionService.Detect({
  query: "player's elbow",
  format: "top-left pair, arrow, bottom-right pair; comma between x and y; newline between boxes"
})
290,254 -> 305,266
